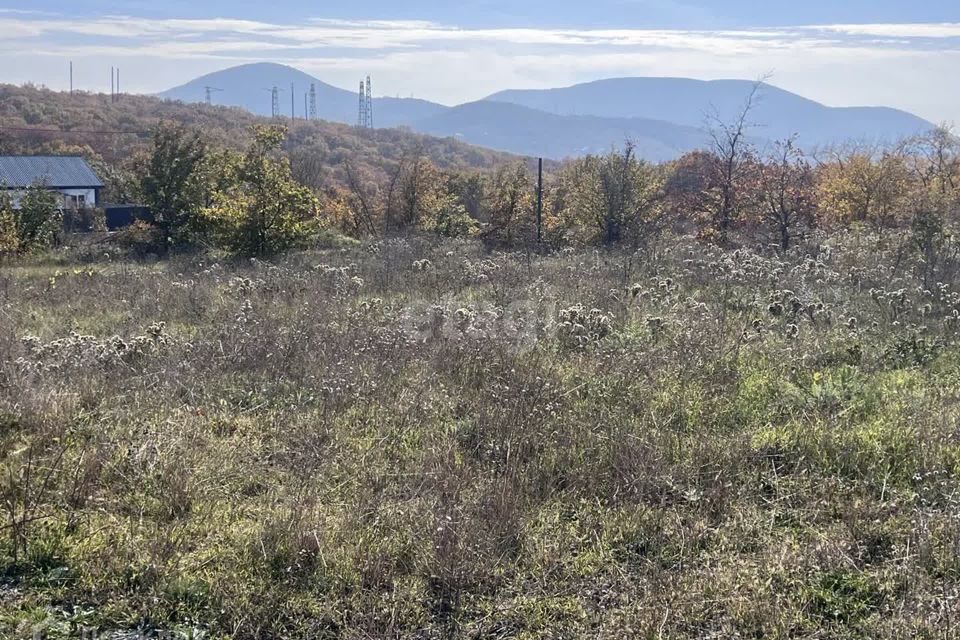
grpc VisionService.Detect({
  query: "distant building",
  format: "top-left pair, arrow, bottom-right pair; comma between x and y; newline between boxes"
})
0,156 -> 104,210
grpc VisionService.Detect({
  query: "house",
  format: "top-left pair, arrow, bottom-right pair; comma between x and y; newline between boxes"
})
0,156 -> 104,210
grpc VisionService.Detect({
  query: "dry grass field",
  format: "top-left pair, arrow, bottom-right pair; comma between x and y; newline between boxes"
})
1,232 -> 959,638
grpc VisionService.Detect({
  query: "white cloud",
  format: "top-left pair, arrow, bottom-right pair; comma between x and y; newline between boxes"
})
0,14 -> 957,124
811,23 -> 960,39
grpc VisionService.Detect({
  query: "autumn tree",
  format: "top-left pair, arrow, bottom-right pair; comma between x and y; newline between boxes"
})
560,143 -> 665,245
816,144 -> 911,233
341,159 -> 382,237
396,154 -> 442,230
662,150 -> 714,232
752,137 -> 817,250
700,80 -> 764,242
203,125 -> 320,256
483,163 -> 535,245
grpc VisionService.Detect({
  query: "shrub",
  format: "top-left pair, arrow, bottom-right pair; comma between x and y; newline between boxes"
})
113,219 -> 165,257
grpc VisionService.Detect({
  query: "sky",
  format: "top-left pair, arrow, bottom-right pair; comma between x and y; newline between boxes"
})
1,1 -> 959,123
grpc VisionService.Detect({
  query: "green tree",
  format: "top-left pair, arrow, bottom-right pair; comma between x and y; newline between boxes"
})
420,193 -> 479,238
139,122 -> 210,247
0,194 -> 20,256
15,183 -> 61,253
447,172 -> 486,220
204,125 -> 320,256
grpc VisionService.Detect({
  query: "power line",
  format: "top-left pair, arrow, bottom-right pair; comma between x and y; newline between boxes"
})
0,126 -> 149,136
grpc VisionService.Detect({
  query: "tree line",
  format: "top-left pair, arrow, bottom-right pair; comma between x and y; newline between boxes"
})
2,118 -> 959,262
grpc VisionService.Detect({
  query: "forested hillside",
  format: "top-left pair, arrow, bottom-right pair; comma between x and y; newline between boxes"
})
0,84 -> 527,202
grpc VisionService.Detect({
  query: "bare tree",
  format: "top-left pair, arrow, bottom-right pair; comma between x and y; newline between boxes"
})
342,158 -> 380,236
703,76 -> 767,242
289,145 -> 328,191
904,124 -> 959,196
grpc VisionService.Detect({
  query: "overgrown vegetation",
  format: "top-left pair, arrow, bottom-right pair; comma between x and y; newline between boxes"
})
2,230 -> 960,638
1,85 -> 960,638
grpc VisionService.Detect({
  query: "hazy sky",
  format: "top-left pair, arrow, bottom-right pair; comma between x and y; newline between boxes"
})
2,1 -> 959,123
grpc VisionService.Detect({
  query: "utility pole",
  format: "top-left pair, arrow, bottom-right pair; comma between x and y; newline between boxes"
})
69,62 -> 73,95
290,82 -> 295,119
110,66 -> 114,101
536,157 -> 543,243
116,68 -> 119,101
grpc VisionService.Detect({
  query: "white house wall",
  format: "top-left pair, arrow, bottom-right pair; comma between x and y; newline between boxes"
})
4,187 -> 97,209
59,188 -> 98,208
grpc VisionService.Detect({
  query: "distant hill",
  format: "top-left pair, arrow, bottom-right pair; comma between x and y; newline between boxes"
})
486,78 -> 935,148
158,64 -> 936,160
414,101 -> 710,162
158,63 -> 446,128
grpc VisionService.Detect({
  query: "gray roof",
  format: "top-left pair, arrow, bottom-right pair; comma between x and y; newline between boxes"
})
0,156 -> 104,189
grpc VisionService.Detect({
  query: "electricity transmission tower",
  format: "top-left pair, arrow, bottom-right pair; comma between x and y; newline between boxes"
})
111,66 -> 120,103
264,86 -> 282,118
357,77 -> 374,129
204,86 -> 223,106
365,76 -> 373,128
358,81 -> 367,127
309,84 -> 318,121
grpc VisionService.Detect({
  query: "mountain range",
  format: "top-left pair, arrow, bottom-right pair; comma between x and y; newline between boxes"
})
159,63 -> 935,161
